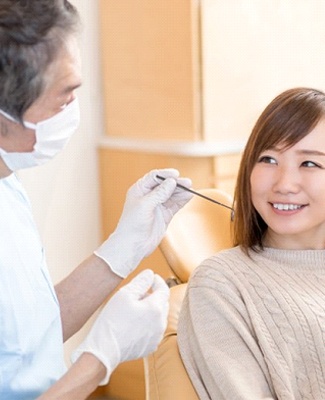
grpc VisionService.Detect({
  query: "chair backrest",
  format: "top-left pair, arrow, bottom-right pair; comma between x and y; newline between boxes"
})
159,188 -> 234,283
144,188 -> 234,399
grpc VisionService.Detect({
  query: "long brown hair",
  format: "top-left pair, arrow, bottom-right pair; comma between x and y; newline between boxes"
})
233,87 -> 325,252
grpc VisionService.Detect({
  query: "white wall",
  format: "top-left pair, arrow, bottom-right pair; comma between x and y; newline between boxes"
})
201,0 -> 325,141
18,0 -> 104,360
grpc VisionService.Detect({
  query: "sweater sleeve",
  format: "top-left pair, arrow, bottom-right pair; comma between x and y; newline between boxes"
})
178,264 -> 277,400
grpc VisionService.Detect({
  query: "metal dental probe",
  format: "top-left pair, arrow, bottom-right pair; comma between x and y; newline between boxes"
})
156,175 -> 235,219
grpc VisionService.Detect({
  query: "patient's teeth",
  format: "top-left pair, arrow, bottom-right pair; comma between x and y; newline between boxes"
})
273,203 -> 301,210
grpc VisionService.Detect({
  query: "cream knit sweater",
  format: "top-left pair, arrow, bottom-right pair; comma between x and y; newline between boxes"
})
178,246 -> 325,400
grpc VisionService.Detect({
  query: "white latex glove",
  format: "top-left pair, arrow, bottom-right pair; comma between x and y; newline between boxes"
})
71,269 -> 169,385
94,168 -> 192,277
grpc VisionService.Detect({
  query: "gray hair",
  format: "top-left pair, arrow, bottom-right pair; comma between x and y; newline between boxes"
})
0,0 -> 80,122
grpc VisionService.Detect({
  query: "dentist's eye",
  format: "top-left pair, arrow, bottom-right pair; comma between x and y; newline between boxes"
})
58,95 -> 75,111
257,156 -> 277,164
59,103 -> 68,110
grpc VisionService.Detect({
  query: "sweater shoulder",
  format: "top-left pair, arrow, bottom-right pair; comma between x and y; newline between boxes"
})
192,246 -> 249,277
188,246 -> 253,292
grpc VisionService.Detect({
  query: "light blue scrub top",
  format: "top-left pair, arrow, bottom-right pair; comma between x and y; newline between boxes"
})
0,174 -> 66,399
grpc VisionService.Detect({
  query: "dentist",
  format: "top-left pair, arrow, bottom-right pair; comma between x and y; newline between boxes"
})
0,1 -> 192,399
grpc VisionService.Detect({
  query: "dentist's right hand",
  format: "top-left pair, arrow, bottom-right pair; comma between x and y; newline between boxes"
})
71,269 -> 169,385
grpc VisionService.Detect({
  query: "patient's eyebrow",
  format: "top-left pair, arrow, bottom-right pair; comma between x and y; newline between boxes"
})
297,149 -> 325,156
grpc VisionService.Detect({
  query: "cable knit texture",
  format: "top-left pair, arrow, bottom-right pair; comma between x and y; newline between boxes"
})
178,246 -> 325,400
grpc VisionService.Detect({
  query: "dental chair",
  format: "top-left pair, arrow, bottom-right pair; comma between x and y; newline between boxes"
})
144,188 -> 234,399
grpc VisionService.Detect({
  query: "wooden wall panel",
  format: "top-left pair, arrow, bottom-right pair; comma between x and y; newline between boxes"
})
99,0 -> 201,140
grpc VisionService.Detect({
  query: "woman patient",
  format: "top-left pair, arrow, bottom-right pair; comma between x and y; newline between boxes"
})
178,87 -> 325,400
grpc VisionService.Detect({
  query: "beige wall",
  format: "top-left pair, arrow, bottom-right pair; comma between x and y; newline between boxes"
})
18,0 -> 104,360
100,0 -> 325,144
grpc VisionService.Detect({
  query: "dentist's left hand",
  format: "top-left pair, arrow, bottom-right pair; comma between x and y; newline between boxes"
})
71,269 -> 169,385
94,168 -> 192,277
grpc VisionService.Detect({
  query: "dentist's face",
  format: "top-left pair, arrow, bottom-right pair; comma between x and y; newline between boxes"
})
250,118 -> 325,250
0,35 -> 82,154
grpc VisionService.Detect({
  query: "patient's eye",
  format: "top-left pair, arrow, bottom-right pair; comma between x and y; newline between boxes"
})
257,155 -> 277,164
301,160 -> 322,168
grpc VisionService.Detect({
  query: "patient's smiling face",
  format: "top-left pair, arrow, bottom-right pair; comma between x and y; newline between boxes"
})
250,117 -> 325,250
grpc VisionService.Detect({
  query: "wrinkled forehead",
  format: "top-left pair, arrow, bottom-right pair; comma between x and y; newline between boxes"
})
43,35 -> 82,92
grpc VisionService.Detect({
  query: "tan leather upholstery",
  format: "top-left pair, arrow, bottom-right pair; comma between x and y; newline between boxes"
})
144,284 -> 198,399
159,188 -> 233,282
144,189 -> 234,399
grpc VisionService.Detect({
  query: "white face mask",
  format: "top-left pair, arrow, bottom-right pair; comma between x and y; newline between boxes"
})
0,97 -> 80,171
